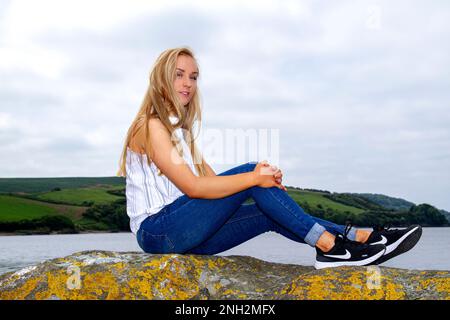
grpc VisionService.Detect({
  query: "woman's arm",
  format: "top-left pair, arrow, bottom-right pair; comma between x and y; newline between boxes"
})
191,173 -> 256,199
202,157 -> 216,177
146,118 -> 258,199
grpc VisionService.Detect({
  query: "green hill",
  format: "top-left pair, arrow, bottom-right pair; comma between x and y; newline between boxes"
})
31,186 -> 123,206
0,178 -> 124,234
284,186 -> 448,227
0,178 -> 448,235
346,192 -> 450,224
0,177 -> 125,193
347,193 -> 415,211
0,194 -> 88,222
284,189 -> 365,214
440,209 -> 450,223
0,195 -> 60,221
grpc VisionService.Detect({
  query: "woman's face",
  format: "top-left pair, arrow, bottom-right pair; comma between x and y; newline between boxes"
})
174,55 -> 199,106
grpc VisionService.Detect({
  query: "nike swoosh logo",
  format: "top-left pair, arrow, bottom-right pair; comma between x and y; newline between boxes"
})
323,249 -> 351,259
370,235 -> 387,245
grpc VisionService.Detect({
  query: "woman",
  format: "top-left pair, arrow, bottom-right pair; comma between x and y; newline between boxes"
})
117,47 -> 422,269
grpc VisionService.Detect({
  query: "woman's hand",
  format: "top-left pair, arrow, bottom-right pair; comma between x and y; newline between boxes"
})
252,160 -> 287,191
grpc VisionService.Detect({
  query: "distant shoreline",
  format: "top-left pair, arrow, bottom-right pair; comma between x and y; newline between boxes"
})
1,227 -> 449,237
0,230 -> 133,237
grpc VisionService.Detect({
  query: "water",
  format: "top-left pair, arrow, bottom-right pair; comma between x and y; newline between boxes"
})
0,228 -> 449,276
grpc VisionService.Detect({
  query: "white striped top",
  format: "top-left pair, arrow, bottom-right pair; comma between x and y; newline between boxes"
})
125,116 -> 199,235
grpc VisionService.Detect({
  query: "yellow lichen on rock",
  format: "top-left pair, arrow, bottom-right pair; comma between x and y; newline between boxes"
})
0,276 -> 42,300
277,267 -> 411,300
419,278 -> 450,299
0,251 -> 449,300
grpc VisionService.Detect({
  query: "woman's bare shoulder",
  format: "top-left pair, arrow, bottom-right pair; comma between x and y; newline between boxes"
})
129,117 -> 165,154
128,117 -> 148,154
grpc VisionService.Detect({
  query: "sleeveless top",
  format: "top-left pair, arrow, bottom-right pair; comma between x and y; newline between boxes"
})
125,116 -> 199,235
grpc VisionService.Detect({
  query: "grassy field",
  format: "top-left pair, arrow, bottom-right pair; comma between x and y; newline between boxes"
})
0,176 -> 127,233
0,187 -> 364,222
33,186 -> 123,206
286,189 -> 365,214
0,195 -> 87,222
1,177 -> 447,233
0,180 -> 124,231
0,178 -> 384,233
0,177 -> 125,193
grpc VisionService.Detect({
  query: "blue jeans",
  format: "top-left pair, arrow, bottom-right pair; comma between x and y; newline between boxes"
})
136,162 -> 357,254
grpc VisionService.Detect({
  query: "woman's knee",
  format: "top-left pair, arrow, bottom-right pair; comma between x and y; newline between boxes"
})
245,161 -> 257,171
218,161 -> 257,176
236,161 -> 257,172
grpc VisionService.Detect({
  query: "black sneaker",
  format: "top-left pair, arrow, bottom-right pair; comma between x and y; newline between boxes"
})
366,224 -> 422,265
315,224 -> 386,269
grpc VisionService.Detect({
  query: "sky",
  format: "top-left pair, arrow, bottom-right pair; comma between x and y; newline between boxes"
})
0,0 -> 449,211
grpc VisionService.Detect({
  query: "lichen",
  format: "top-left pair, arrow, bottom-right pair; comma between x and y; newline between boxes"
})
0,251 -> 448,300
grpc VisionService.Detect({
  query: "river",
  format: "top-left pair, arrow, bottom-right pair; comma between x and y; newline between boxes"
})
0,227 -> 449,275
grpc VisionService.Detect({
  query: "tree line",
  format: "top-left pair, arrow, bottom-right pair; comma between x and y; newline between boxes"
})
299,201 -> 448,227
2,189 -> 447,234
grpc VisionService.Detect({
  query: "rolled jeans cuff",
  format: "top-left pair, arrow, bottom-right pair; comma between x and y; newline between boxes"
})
304,222 -> 327,247
347,226 -> 357,241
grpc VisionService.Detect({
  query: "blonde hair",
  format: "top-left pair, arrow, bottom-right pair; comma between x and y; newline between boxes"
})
116,46 -> 207,178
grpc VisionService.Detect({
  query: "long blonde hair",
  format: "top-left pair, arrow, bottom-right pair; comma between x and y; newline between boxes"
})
117,47 -> 207,178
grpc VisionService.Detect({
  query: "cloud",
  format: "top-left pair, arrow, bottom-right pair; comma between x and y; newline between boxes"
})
0,0 -> 449,211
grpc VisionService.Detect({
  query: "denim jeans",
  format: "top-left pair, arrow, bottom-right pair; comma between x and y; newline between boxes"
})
136,162 -> 357,254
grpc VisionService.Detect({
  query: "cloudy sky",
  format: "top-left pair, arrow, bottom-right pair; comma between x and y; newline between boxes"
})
1,0 -> 449,211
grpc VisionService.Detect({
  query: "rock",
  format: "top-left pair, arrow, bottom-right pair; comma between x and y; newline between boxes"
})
0,250 -> 448,300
